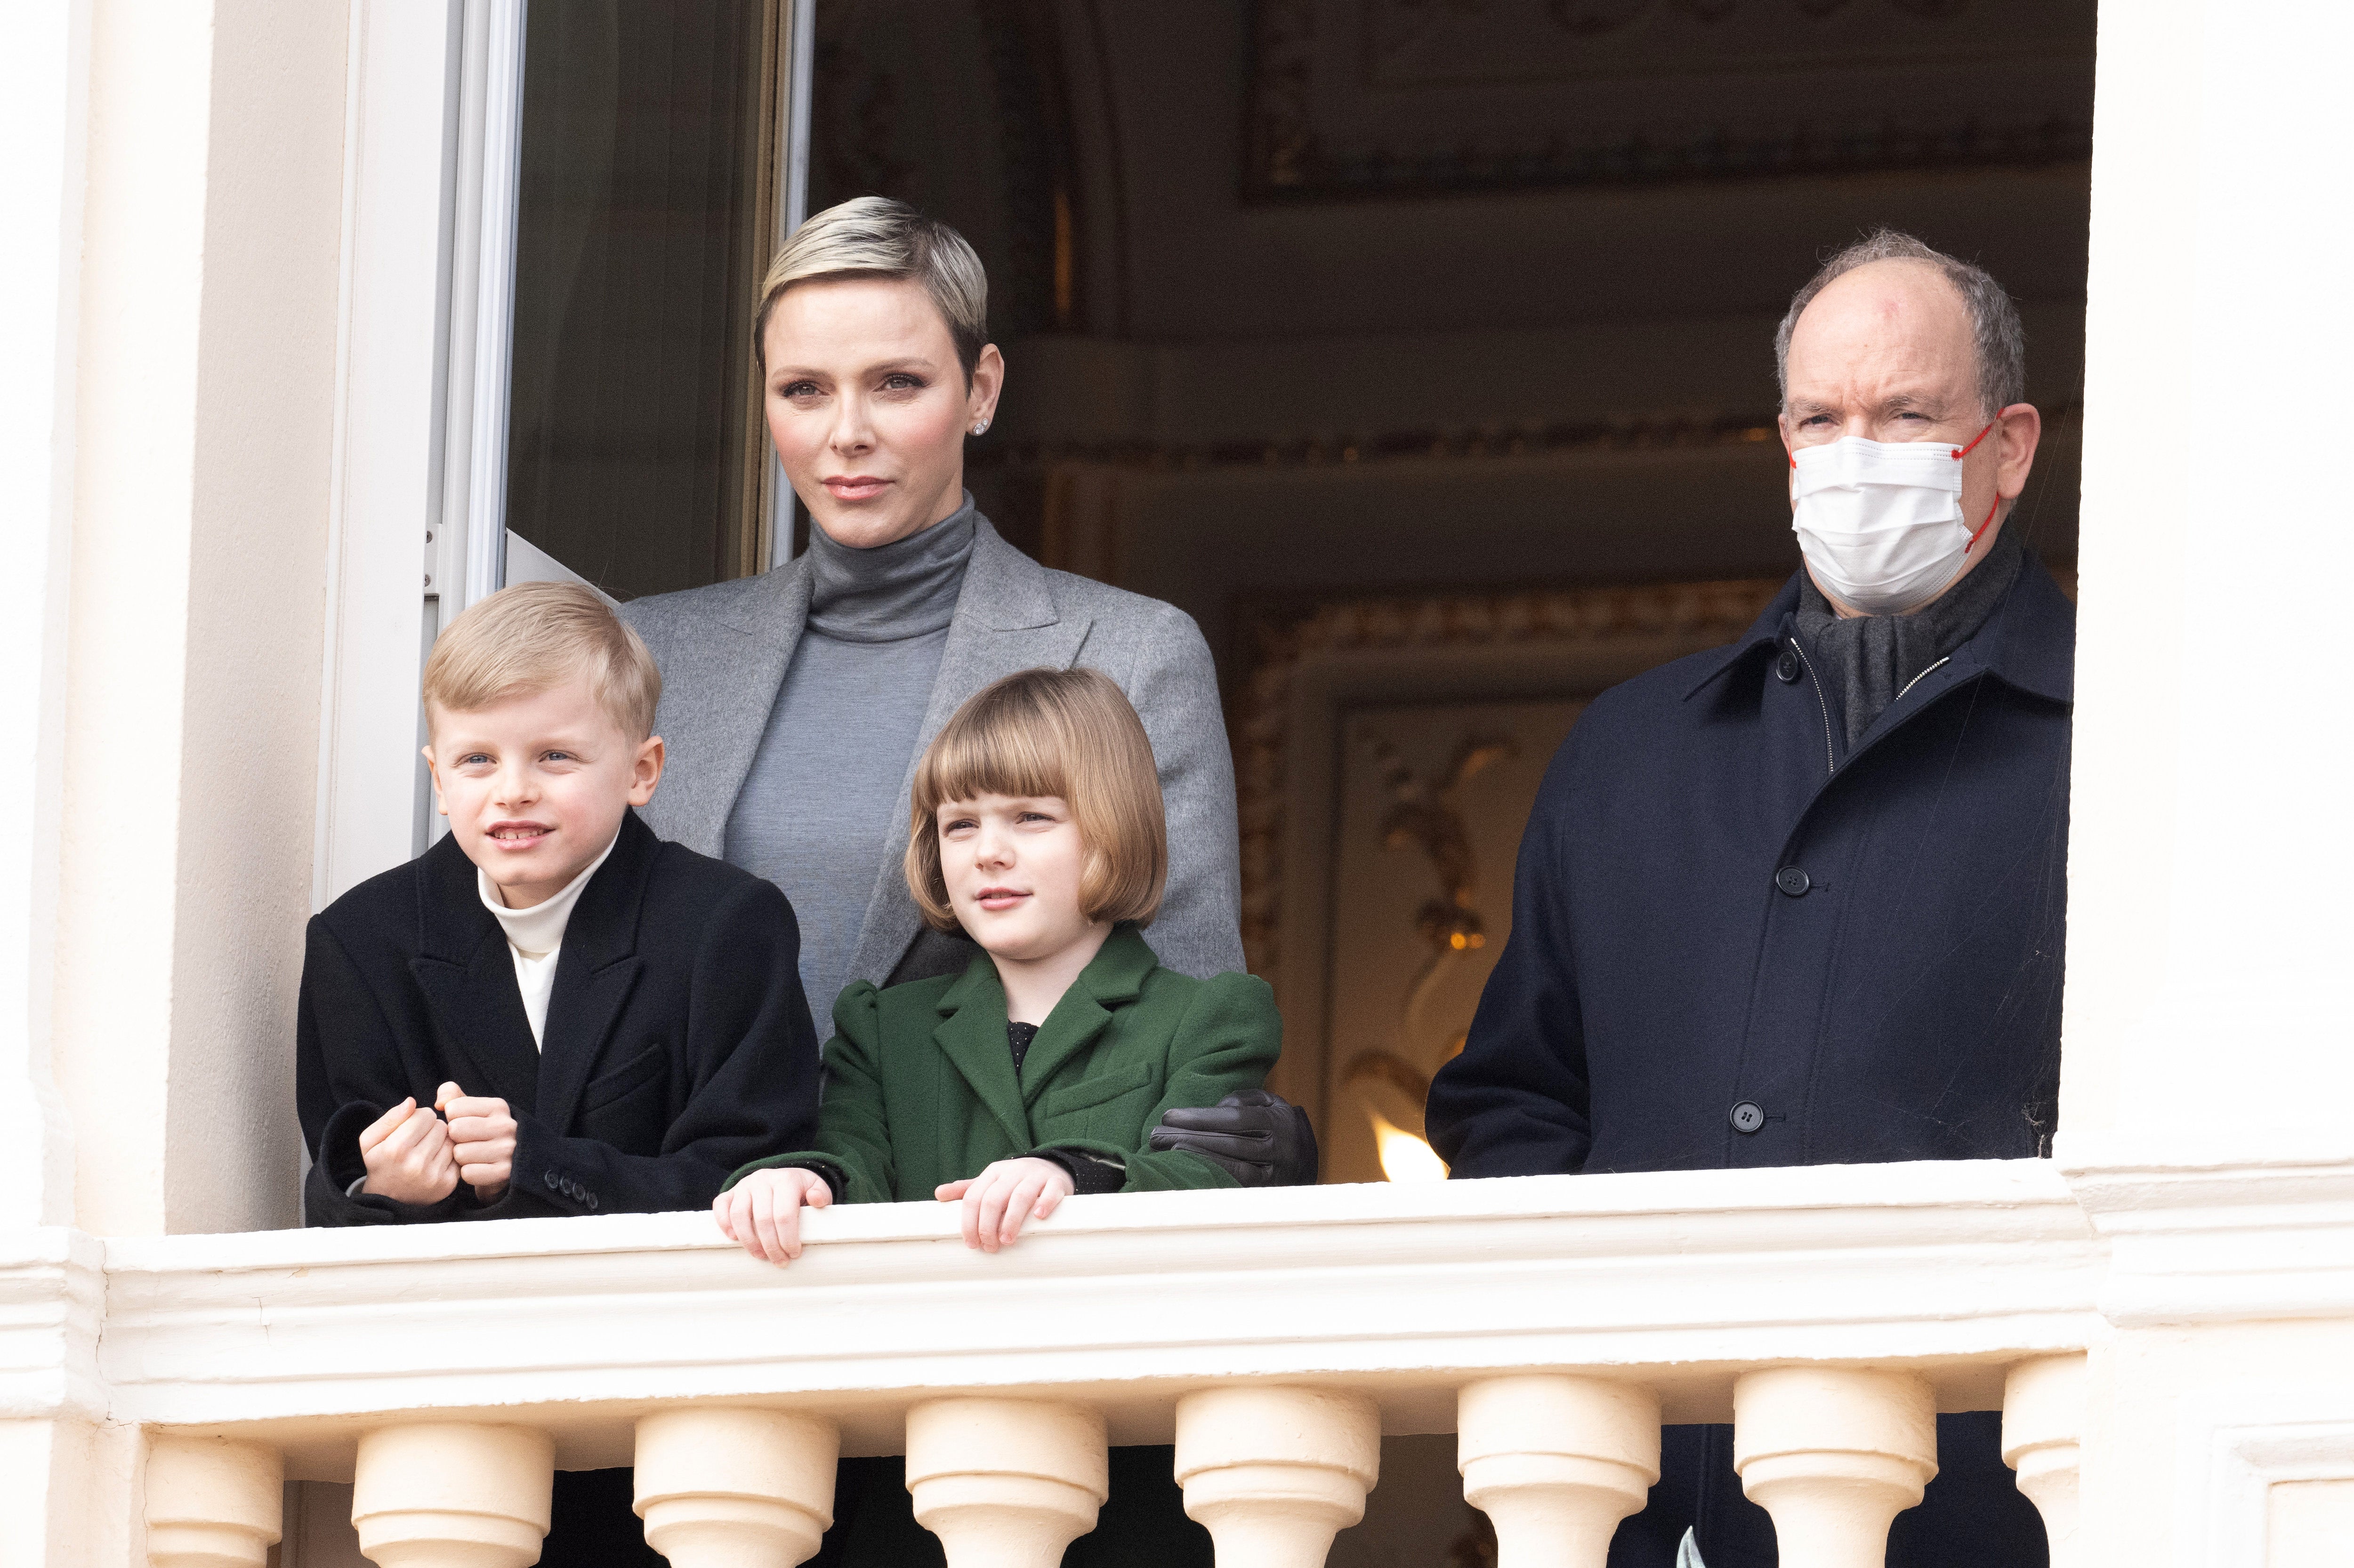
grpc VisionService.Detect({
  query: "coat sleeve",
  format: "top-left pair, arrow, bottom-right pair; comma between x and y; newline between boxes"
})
296,917 -> 467,1227
1425,746 -> 1595,1178
1120,603 -> 1246,980
479,877 -> 822,1219
723,981 -> 899,1206
1053,971 -> 1283,1193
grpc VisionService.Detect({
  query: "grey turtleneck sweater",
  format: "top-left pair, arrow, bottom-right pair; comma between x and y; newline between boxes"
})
1795,528 -> 2023,753
723,498 -> 979,1022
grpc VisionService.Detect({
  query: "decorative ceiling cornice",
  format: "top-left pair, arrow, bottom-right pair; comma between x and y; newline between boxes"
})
972,413 -> 1783,473
1244,0 -> 2096,202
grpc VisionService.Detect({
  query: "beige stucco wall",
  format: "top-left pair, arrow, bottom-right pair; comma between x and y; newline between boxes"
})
53,0 -> 348,1238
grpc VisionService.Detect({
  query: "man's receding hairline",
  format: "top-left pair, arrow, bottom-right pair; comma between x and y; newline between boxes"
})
1792,256 -> 1972,333
1774,228 -> 2027,419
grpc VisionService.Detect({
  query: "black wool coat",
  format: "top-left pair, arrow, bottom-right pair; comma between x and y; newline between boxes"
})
1427,559 -> 2073,1568
298,810 -> 820,1227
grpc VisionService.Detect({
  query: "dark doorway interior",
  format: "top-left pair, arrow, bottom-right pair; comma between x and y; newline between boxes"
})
802,0 -> 2095,1208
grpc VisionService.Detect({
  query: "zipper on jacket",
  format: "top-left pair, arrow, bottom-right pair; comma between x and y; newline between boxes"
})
1787,636 -> 1836,777
1893,654 -> 1951,706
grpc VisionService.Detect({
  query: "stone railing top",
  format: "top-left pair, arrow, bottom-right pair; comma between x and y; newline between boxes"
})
35,1159 -> 2107,1476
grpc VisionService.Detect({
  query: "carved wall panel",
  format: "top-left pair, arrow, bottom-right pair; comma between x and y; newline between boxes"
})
1247,0 -> 2096,197
1232,579 -> 1783,1179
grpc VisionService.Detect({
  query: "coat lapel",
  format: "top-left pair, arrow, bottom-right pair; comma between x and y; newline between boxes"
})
1014,927 -> 1157,1099
532,813 -> 654,1132
648,560 -> 811,856
846,518 -> 1092,984
930,956 -> 1032,1151
408,836 -> 540,1109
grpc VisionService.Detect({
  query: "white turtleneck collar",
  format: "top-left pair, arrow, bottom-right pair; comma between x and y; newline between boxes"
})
477,830 -> 619,1046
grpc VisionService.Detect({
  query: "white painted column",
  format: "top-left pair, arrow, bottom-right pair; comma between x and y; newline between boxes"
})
0,0 -> 88,1238
2002,1354 -> 2086,1568
633,1407 -> 839,1567
349,1423 -> 554,1568
145,1434 -> 283,1568
2062,2 -> 2354,1158
53,0 -> 349,1240
1732,1368 -> 1936,1568
905,1398 -> 1108,1568
1457,1375 -> 1660,1568
1174,1385 -> 1381,1568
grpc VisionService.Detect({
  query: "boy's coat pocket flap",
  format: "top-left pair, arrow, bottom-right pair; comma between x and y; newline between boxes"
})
1035,1062 -> 1155,1120
581,1040 -> 666,1111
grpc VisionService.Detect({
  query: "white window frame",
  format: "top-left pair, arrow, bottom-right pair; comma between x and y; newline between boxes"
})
316,0 -> 812,902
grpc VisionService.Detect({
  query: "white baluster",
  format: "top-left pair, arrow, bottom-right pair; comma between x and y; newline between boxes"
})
1733,1367 -> 1936,1568
350,1423 -> 554,1568
904,1397 -> 1108,1568
1458,1375 -> 1660,1568
633,1407 -> 840,1568
1175,1385 -> 1381,1568
2002,1353 -> 2087,1568
145,1434 -> 283,1568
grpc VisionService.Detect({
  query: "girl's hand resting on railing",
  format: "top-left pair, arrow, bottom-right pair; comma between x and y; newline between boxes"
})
936,1157 -> 1076,1254
713,1166 -> 832,1265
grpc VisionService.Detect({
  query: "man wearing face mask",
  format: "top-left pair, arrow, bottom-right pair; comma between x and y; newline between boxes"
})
1426,229 -> 2069,1568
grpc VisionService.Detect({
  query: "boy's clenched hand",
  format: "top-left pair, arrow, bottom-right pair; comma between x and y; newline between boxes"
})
936,1157 -> 1075,1254
436,1082 -> 517,1203
714,1167 -> 833,1266
357,1098 -> 459,1205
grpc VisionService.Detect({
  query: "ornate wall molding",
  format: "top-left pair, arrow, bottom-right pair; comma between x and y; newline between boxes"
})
1245,0 -> 2095,200
1232,578 -> 1782,983
971,413 -> 1784,474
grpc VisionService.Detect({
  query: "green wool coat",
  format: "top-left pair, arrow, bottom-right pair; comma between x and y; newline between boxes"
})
729,925 -> 1281,1202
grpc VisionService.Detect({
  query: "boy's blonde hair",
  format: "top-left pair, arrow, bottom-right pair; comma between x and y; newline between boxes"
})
422,581 -> 661,741
754,196 -> 989,381
905,667 -> 1166,934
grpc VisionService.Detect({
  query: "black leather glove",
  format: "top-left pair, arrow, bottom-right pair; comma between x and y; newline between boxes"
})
1148,1089 -> 1318,1187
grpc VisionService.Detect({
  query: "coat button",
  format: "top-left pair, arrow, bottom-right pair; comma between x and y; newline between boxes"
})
1774,865 -> 1811,897
1730,1101 -> 1766,1134
1775,649 -> 1801,683
543,1170 -> 559,1190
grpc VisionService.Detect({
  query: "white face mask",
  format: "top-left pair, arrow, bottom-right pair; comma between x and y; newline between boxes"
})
1789,424 -> 1998,615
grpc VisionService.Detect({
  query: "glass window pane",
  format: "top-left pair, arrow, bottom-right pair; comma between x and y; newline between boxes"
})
505,0 -> 781,600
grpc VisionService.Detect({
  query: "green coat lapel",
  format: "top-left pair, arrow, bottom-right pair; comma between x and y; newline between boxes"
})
1016,927 -> 1158,1102
930,957 -> 1031,1151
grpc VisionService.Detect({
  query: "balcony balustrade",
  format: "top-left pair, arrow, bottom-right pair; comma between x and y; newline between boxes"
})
15,1158 -> 2136,1565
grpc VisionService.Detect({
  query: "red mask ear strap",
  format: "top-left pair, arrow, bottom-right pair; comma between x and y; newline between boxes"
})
1966,494 -> 2003,550
1952,420 -> 1995,460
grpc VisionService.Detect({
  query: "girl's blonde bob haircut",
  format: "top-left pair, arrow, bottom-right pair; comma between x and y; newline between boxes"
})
905,667 -> 1167,935
422,580 -> 661,742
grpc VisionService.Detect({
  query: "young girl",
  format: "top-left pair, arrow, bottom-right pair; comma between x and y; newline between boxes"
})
714,666 -> 1281,1566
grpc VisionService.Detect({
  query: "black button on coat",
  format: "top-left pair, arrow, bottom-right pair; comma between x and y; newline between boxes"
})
1427,560 -> 2073,1568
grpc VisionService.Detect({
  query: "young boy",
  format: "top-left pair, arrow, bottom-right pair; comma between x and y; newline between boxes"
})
715,667 -> 1282,1567
298,582 -> 821,1563
297,579 -> 820,1228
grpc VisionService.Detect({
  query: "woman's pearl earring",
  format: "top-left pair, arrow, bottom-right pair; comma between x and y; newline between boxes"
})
971,420 -> 990,436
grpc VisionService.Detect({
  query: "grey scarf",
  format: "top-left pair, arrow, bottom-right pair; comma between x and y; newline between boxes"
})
1795,528 -> 2023,751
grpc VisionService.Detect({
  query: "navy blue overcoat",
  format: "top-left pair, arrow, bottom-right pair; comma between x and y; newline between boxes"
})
1428,558 -> 2074,1568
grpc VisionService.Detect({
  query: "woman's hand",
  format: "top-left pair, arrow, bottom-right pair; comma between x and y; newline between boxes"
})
936,1157 -> 1075,1253
713,1167 -> 832,1266
357,1098 -> 459,1205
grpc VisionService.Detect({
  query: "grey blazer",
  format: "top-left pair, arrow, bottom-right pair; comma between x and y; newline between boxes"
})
618,516 -> 1246,989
